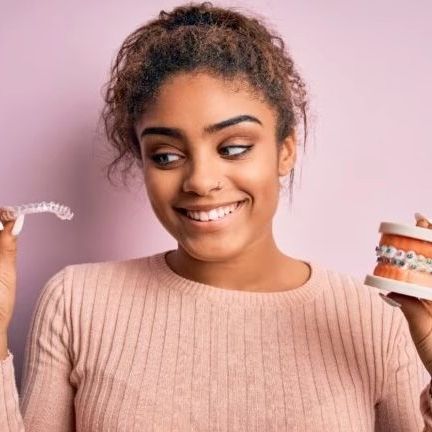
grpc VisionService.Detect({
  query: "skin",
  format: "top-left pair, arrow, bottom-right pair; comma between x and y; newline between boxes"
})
135,71 -> 311,293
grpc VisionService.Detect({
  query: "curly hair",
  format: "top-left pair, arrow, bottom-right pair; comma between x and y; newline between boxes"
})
101,1 -> 309,199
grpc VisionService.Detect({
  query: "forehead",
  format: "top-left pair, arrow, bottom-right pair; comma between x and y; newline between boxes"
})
136,71 -> 277,134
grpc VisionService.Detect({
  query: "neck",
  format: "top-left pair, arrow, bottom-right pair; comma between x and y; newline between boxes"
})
166,235 -> 310,293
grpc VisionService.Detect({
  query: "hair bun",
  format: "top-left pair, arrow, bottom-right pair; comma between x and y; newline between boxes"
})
159,2 -> 220,29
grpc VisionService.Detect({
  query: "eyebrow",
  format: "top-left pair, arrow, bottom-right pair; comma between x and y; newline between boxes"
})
140,114 -> 262,140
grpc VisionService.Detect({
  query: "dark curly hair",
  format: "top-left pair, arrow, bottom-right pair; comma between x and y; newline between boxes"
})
101,1 -> 309,200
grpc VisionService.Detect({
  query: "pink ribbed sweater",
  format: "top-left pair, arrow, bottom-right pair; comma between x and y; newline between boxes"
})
1,251 -> 432,431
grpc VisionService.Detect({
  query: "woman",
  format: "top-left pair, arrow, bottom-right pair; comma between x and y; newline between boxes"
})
1,2 -> 432,431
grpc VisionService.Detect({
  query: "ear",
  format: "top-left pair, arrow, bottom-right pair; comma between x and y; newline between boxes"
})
277,132 -> 297,176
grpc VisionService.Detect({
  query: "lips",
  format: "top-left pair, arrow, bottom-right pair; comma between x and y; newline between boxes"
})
172,200 -> 247,230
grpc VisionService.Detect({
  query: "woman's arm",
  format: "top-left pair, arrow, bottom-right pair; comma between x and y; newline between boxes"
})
374,309 -> 432,431
0,268 -> 76,431
0,331 -> 8,359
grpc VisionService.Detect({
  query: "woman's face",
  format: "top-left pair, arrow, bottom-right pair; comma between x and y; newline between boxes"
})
135,71 -> 296,261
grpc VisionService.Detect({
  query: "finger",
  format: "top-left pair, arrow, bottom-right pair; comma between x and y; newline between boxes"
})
0,212 -> 22,266
0,214 -> 17,235
0,207 -> 18,223
418,299 -> 432,317
387,292 -> 432,343
416,219 -> 432,229
0,207 -> 25,237
0,210 -> 16,233
415,212 -> 432,228
11,214 -> 25,236
417,219 -> 430,228
387,292 -> 421,316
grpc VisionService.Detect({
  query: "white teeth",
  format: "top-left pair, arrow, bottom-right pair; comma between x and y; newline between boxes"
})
199,211 -> 209,221
208,209 -> 219,220
186,201 -> 242,221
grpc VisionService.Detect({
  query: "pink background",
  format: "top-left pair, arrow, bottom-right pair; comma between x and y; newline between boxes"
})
1,0 -> 431,388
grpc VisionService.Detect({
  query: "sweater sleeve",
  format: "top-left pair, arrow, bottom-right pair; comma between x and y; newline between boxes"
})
375,308 -> 432,431
420,381 -> 432,431
0,267 -> 75,431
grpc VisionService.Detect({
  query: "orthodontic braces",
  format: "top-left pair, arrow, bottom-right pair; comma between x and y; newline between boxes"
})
375,244 -> 432,273
0,201 -> 74,221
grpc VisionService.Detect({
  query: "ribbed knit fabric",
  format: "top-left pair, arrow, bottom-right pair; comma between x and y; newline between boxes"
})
1,250 -> 432,431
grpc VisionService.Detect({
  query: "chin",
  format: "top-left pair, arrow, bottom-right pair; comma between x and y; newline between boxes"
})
178,238 -> 246,263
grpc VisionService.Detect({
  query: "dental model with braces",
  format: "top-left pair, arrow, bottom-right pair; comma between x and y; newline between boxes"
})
375,244 -> 432,273
0,201 -> 74,221
364,213 -> 432,300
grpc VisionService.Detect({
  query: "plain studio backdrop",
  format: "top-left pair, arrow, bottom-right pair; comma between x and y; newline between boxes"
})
1,0 -> 431,390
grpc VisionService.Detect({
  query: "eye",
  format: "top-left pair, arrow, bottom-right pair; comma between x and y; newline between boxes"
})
150,153 -> 182,166
219,145 -> 253,158
149,144 -> 253,166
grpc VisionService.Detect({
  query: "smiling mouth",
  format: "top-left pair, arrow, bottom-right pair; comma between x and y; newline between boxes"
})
175,199 -> 247,222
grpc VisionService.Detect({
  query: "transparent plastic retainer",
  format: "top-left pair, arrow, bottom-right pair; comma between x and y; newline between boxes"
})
0,201 -> 74,221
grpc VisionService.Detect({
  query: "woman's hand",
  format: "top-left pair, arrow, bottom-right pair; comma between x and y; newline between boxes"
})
385,215 -> 432,376
0,211 -> 25,334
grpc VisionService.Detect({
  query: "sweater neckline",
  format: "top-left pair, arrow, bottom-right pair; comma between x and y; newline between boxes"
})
150,250 -> 326,308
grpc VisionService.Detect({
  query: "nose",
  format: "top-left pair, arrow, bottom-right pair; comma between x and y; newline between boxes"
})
182,157 -> 222,196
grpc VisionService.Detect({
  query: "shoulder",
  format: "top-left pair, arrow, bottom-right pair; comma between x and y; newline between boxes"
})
36,254 -> 161,313
315,263 -> 405,340
63,254 -> 152,281
314,264 -> 412,371
45,254 -> 165,331
62,254 -> 157,296
318,263 -> 389,311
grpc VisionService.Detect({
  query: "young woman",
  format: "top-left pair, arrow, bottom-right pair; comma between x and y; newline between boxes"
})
1,2 -> 432,431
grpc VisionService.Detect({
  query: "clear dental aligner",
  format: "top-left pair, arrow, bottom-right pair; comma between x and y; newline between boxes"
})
375,245 -> 432,273
0,201 -> 74,221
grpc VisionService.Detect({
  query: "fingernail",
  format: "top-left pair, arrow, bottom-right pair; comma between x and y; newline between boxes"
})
415,212 -> 432,225
11,214 -> 25,236
379,292 -> 402,308
0,220 -> 3,231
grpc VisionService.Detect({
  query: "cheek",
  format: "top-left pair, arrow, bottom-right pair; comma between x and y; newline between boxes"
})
145,184 -> 178,234
144,169 -> 177,210
236,157 -> 279,199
